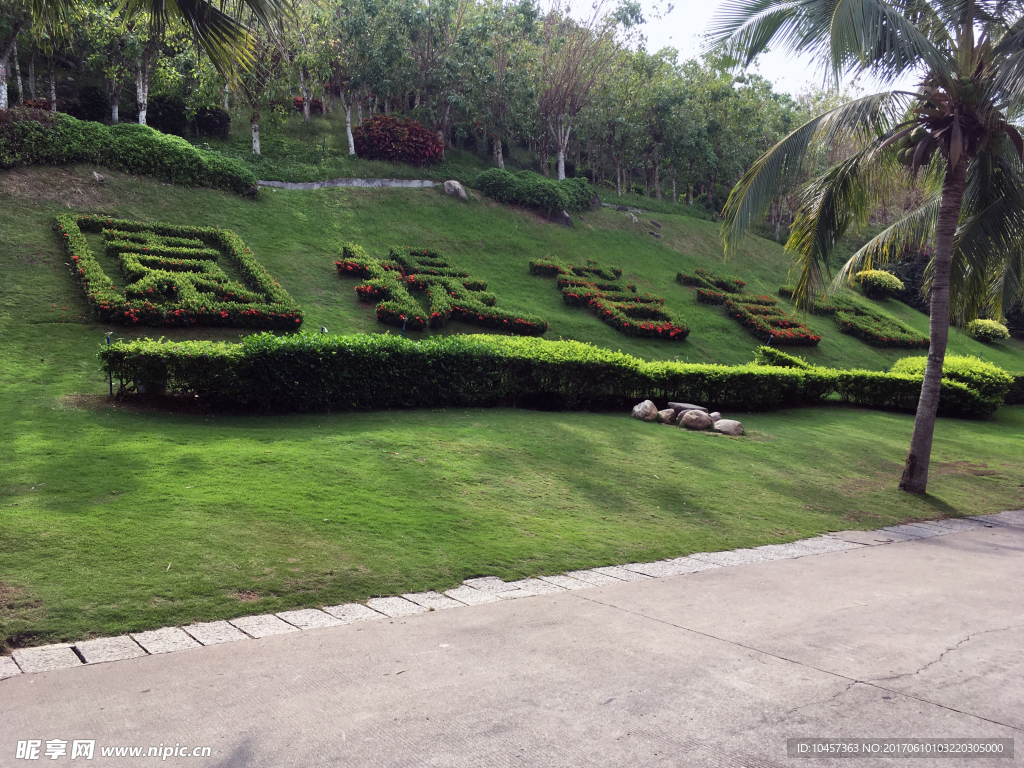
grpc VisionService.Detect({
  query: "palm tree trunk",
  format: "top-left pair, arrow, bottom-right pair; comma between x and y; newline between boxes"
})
899,157 -> 967,494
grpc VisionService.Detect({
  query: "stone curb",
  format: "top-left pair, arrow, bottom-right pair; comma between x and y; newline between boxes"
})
2,511 -> 1018,680
258,178 -> 436,191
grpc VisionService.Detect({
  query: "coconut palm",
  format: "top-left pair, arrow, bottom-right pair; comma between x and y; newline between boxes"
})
713,0 -> 1024,494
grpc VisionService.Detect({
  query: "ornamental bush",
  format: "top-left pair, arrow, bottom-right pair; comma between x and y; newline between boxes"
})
337,244 -> 547,336
475,168 -> 595,214
351,114 -> 443,166
193,106 -> 231,139
856,269 -> 905,300
534,256 -> 689,340
98,333 -> 994,418
0,108 -> 256,194
147,94 -> 188,137
965,319 -> 1010,343
679,270 -> 820,346
57,215 -> 302,329
890,355 -> 1014,405
779,287 -> 929,349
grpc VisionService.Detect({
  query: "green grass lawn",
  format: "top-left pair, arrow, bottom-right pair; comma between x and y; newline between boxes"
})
1,164 -> 1022,650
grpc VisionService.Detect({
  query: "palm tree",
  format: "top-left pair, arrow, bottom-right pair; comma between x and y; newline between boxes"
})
713,0 -> 1024,494
27,0 -> 292,77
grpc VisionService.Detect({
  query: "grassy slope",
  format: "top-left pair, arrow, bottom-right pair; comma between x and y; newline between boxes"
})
1,164 -> 1023,649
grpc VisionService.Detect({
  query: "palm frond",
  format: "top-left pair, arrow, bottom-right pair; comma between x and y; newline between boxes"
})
721,91 -> 907,259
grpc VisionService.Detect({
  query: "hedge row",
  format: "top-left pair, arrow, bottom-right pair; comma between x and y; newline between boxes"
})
0,108 -> 257,195
678,269 -> 820,346
337,244 -> 547,335
475,169 -> 595,214
57,215 -> 302,329
99,333 -> 995,419
533,257 -> 690,340
779,286 -> 928,348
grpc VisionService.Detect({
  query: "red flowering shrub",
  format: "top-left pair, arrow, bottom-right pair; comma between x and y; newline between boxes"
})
533,256 -> 690,340
55,215 -> 302,329
292,97 -> 324,115
352,115 -> 444,166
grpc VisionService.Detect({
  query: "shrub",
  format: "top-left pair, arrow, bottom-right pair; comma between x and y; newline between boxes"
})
965,319 -> 1010,343
475,168 -> 595,214
753,346 -> 812,369
98,333 -> 994,419
1006,373 -> 1024,405
193,106 -> 231,139
533,256 -> 689,340
351,114 -> 443,166
0,109 -> 256,194
145,94 -> 188,136
890,355 -> 1014,405
75,85 -> 108,123
292,97 -> 324,115
337,244 -> 547,336
856,269 -> 905,300
678,270 -> 821,346
56,215 -> 302,329
22,98 -> 51,111
781,290 -> 929,349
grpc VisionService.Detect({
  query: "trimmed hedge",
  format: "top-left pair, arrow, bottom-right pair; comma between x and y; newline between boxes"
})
533,257 -> 689,340
57,215 -> 302,329
779,286 -> 928,349
856,269 -> 904,300
679,270 -> 820,346
475,168 -> 594,214
890,355 -> 1014,406
965,319 -> 1010,342
0,108 -> 256,195
337,244 -> 547,335
99,333 -> 996,419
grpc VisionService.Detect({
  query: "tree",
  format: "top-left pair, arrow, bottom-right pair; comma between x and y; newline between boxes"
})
0,0 -> 31,109
715,0 -> 1024,494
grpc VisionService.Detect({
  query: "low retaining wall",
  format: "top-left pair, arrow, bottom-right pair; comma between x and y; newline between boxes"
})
258,178 -> 437,190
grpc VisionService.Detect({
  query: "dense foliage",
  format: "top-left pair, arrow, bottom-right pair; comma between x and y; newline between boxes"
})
476,169 -> 595,214
890,355 -> 1014,407
0,109 -> 256,194
99,332 -> 996,419
679,269 -> 820,345
856,270 -> 905,300
351,115 -> 444,166
778,286 -> 928,349
337,243 -> 547,335
57,214 -> 302,329
532,256 -> 689,340
965,319 -> 1010,343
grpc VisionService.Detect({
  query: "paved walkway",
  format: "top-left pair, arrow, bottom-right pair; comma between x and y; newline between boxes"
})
3,512 -> 1022,767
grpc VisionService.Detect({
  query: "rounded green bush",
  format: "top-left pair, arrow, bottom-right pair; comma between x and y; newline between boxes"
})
965,319 -> 1010,343
856,269 -> 905,300
890,354 -> 1014,404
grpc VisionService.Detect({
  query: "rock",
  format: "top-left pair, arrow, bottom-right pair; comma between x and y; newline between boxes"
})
709,412 -> 722,423
631,400 -> 659,421
681,410 -> 713,430
649,220 -> 662,228
616,205 -> 629,212
714,419 -> 744,436
668,402 -> 708,414
649,231 -> 662,238
92,171 -> 105,183
443,180 -> 469,202
243,184 -> 259,198
628,213 -> 640,224
591,193 -> 602,208
546,209 -> 574,227
657,408 -> 677,425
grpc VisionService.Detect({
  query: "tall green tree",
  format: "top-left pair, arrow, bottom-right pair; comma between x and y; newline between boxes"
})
715,0 -> 1024,494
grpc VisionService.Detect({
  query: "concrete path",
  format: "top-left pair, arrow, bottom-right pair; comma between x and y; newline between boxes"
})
3,514 -> 1022,767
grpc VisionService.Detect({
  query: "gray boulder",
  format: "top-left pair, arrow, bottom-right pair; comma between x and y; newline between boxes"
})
668,402 -> 708,414
657,408 -> 677,425
709,412 -> 722,423
443,180 -> 469,202
714,419 -> 744,436
631,400 -> 659,421
681,410 -> 713,430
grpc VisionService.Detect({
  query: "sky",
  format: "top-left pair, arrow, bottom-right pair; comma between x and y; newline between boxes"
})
633,0 -> 904,96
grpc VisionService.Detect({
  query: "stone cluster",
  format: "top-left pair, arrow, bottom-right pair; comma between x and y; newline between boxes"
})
631,400 -> 744,436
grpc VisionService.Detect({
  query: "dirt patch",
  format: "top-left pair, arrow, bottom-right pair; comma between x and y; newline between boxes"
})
0,582 -> 25,605
935,461 -> 1000,477
0,166 -> 115,208
229,590 -> 262,603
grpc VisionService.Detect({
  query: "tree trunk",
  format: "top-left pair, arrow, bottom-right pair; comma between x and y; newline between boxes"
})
48,62 -> 56,112
251,111 -> 261,154
495,134 -> 504,169
136,62 -> 150,125
12,42 -> 22,105
357,100 -> 363,124
108,78 -> 121,123
672,175 -> 677,204
339,92 -> 355,155
383,97 -> 389,115
615,158 -> 622,196
300,67 -> 310,123
223,86 -> 229,111
899,156 -> 968,494
28,51 -> 35,99
654,158 -> 661,200
0,56 -> 7,110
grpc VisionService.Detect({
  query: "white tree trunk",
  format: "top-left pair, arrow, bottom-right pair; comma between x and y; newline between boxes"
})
135,63 -> 149,126
384,97 -> 389,115
48,65 -> 55,111
109,78 -> 120,124
223,86 -> 229,111
496,134 -> 504,169
557,149 -> 565,180
251,115 -> 260,154
672,177 -> 677,203
0,58 -> 7,110
340,93 -> 355,155
12,42 -> 23,105
300,67 -> 310,123
357,100 -> 362,124
28,54 -> 35,99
